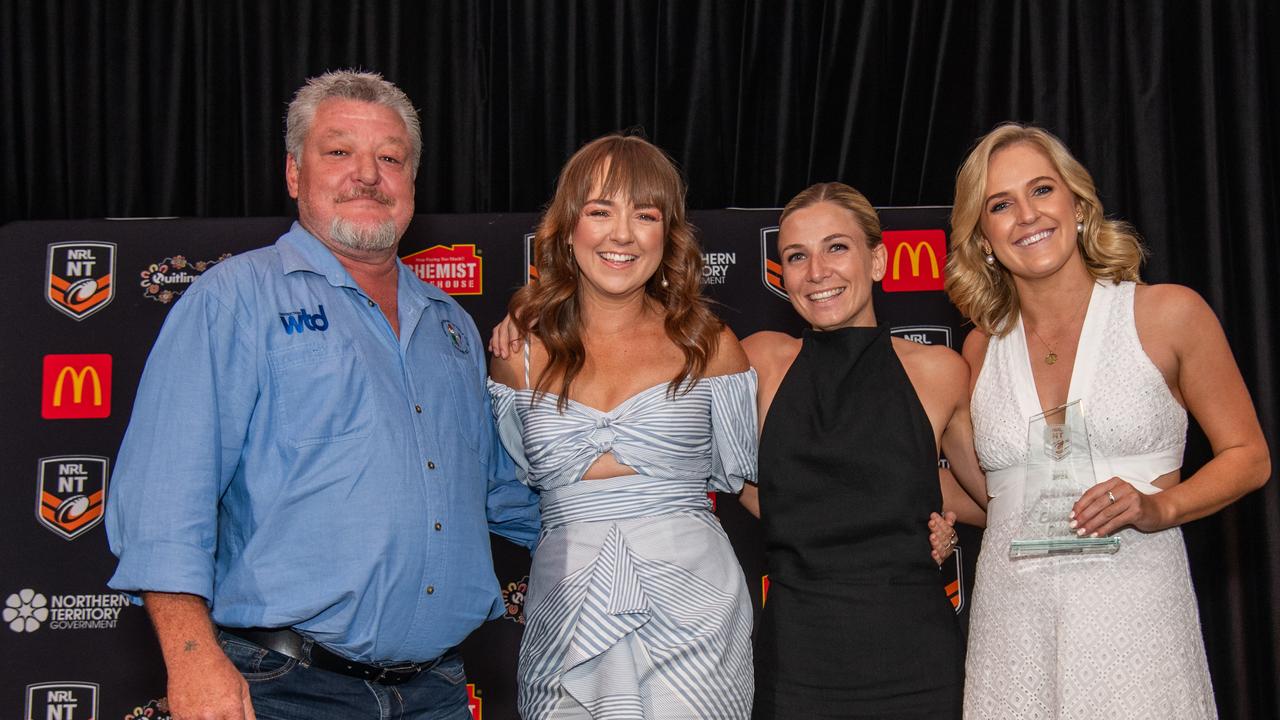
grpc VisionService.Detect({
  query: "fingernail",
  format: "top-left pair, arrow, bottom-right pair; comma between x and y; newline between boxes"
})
1069,520 -> 1078,529
1076,528 -> 1086,536
1069,511 -> 1076,519
1090,532 -> 1099,538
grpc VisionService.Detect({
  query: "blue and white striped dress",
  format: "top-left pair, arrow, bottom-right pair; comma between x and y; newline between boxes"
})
489,369 -> 757,719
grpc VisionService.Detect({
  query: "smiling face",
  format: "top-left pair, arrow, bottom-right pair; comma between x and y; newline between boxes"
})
285,98 -> 416,256
778,201 -> 886,331
980,141 -> 1084,281
569,167 -> 666,301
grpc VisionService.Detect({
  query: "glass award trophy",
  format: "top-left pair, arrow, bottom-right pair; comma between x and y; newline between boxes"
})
1009,400 -> 1121,558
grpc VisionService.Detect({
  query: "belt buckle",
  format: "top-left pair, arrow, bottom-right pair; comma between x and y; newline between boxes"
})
374,663 -> 421,685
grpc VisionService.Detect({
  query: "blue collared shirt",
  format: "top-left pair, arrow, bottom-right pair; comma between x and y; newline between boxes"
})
107,223 -> 540,662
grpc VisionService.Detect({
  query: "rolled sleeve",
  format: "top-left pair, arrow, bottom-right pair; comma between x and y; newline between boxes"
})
106,284 -> 256,601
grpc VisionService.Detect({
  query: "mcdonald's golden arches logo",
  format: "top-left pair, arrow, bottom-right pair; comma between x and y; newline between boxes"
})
41,354 -> 112,419
881,229 -> 947,293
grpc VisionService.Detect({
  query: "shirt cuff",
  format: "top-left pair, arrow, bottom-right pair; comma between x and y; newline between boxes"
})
107,539 -> 216,604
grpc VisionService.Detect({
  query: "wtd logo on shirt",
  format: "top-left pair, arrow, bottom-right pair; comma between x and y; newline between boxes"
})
279,305 -> 329,334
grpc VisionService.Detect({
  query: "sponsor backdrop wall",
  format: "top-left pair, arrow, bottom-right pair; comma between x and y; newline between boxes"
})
2,208 -> 970,719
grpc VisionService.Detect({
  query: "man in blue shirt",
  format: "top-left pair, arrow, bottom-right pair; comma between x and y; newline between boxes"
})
106,70 -> 540,720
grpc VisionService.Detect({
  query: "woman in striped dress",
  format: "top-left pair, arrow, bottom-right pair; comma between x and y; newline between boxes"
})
488,134 -> 757,719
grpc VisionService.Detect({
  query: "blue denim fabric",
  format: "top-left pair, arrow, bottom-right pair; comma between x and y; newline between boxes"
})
218,631 -> 472,720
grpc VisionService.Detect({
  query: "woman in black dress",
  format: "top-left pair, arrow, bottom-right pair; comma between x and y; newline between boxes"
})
740,183 -> 985,719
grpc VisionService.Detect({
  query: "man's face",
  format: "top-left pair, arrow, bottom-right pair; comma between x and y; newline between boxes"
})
286,98 -> 416,256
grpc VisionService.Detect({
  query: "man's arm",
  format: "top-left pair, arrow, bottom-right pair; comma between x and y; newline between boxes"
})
144,592 -> 255,720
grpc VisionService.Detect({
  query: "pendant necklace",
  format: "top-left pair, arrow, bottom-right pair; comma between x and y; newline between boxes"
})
1028,289 -> 1091,366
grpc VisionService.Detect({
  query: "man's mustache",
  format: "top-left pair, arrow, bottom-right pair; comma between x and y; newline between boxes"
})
335,188 -> 395,206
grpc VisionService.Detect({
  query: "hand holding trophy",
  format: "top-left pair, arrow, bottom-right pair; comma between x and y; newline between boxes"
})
1010,400 -> 1121,558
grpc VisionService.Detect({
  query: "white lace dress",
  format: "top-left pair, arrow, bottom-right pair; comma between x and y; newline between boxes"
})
965,281 -> 1216,719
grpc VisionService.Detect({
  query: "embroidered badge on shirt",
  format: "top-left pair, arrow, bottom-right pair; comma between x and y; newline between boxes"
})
443,320 -> 469,353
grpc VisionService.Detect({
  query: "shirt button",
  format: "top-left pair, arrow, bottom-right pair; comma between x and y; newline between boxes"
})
427,460 -> 436,470
415,405 -> 423,413
367,299 -> 376,307
434,522 -> 443,531
426,585 -> 435,595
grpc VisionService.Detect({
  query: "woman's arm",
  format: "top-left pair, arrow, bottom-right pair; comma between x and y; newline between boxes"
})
1073,284 -> 1270,536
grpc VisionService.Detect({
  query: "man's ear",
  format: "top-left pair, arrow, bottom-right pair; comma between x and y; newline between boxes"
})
285,154 -> 300,200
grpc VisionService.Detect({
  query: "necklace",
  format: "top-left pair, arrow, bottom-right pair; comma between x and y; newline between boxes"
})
1027,289 -> 1091,366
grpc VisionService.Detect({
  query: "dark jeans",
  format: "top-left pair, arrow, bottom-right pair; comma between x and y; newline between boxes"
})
217,630 -> 472,720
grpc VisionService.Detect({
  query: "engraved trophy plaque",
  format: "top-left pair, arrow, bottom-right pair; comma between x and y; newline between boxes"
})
1009,400 -> 1121,558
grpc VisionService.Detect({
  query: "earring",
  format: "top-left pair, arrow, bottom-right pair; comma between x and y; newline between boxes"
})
1076,221 -> 1085,235
982,242 -> 995,266
660,271 -> 669,289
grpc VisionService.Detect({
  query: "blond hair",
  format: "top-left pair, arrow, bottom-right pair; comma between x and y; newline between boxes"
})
945,123 -> 1146,335
780,182 -> 882,248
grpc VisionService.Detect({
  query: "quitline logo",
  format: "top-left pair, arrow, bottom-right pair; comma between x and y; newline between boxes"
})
46,241 -> 116,320
41,354 -> 112,420
882,229 -> 946,292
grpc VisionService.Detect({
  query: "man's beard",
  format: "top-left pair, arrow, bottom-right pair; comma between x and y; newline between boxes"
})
329,216 -> 399,252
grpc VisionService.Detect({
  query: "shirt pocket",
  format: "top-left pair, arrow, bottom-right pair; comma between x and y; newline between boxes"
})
267,340 -> 373,447
439,349 -> 484,453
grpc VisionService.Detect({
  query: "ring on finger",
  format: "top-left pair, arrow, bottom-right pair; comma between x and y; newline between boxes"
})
1106,490 -> 1117,504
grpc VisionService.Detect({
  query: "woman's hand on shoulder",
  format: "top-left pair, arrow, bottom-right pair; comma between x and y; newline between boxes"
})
488,312 -> 524,359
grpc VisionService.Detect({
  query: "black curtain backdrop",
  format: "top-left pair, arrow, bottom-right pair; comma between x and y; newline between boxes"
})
3,1 -> 1276,717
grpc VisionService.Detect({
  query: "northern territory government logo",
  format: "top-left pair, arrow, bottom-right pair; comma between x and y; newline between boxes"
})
26,681 -> 98,720
5,587 -> 130,632
402,244 -> 483,295
759,226 -> 786,300
140,253 -> 232,303
47,241 -> 116,320
37,456 -> 109,541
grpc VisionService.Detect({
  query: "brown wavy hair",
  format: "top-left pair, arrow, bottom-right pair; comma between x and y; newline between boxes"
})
945,123 -> 1147,336
509,133 -> 722,410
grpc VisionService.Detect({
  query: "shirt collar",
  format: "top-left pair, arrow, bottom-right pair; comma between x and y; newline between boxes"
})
276,221 -> 453,306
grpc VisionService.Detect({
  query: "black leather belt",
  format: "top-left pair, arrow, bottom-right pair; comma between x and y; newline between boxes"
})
219,627 -> 445,685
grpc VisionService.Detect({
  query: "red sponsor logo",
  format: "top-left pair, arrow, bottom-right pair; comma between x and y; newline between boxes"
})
468,683 -> 482,718
761,575 -> 770,607
403,245 -> 483,295
882,229 -> 946,292
42,354 -> 112,419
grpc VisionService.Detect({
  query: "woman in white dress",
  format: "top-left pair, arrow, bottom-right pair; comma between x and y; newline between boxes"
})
488,134 -> 757,719
946,123 -> 1270,719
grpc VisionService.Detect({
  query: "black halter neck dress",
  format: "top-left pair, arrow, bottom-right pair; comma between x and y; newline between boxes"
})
753,325 -> 962,719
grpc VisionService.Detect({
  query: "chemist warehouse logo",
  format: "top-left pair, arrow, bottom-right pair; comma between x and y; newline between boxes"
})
47,241 -> 116,320
403,244 -> 483,295
5,588 -> 130,633
882,229 -> 946,293
37,456 -> 109,540
26,682 -> 98,720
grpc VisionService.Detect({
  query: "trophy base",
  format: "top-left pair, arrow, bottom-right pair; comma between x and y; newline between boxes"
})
1009,536 -> 1121,559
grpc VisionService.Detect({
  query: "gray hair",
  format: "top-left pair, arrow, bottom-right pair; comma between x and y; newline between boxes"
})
285,69 -> 422,176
